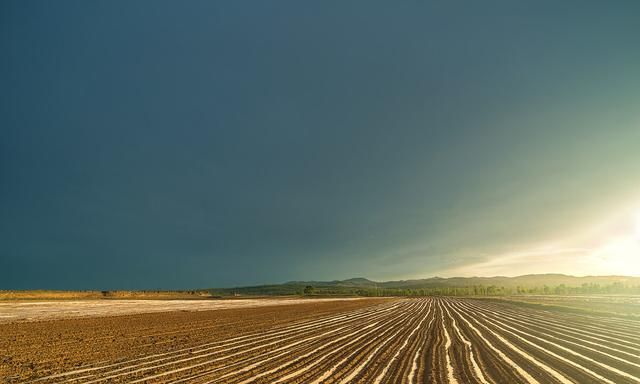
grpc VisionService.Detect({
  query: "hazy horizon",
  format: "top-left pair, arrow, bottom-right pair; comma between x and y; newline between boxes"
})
2,1 -> 640,290
5,272 -> 640,291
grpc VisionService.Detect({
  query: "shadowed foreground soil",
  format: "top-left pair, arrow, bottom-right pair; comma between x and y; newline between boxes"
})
2,297 -> 640,383
0,298 -> 385,382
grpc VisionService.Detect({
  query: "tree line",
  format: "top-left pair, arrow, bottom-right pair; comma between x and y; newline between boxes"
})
301,282 -> 640,297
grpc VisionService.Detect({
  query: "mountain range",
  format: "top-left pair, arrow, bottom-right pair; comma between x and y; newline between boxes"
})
210,274 -> 640,296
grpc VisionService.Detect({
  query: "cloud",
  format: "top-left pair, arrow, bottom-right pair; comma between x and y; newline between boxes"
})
442,246 -> 591,277
436,201 -> 640,277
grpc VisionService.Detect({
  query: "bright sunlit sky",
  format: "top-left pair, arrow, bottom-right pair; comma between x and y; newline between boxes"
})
2,1 -> 640,289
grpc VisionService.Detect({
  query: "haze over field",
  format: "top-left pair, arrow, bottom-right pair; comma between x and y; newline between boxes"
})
2,1 -> 640,289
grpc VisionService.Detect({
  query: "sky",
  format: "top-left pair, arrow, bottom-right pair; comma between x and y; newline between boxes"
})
2,1 -> 640,289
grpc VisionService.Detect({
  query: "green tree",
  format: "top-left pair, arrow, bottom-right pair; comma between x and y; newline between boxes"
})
303,285 -> 315,295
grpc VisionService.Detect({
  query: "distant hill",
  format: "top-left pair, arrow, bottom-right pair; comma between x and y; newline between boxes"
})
286,277 -> 376,287
377,274 -> 640,288
209,274 -> 640,297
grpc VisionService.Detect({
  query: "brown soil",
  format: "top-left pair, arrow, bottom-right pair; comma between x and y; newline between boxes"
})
0,298 -> 388,382
2,297 -> 639,383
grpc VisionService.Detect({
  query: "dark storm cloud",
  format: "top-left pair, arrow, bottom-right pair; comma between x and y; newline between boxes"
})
2,1 -> 640,288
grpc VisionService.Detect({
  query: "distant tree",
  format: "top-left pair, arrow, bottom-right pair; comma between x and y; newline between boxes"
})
303,285 -> 315,295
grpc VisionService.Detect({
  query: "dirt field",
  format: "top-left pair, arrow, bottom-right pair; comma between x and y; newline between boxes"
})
2,297 -> 640,383
0,297 -> 363,323
493,295 -> 640,317
0,290 -> 214,301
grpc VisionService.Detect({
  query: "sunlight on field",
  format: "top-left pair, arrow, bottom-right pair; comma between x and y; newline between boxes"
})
0,298 -> 361,323
4,297 -> 639,383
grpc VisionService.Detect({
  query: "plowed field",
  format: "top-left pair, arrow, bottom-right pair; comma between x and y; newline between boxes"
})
2,297 -> 639,383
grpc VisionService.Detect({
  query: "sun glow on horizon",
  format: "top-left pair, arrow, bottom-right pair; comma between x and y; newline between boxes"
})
575,207 -> 640,276
591,236 -> 640,276
445,203 -> 640,278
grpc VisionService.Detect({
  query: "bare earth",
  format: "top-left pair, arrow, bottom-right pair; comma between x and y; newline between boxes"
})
0,297 -> 362,323
2,297 -> 640,383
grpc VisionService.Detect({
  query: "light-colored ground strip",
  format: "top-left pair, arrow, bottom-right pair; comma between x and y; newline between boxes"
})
274,301 -> 429,384
28,303 -> 388,383
132,301 -> 416,384
473,301 -> 640,350
233,322 -> 381,384
269,321 -> 383,383
336,320 -> 410,384
463,301 -> 640,364
260,301 -> 428,384
441,301 -> 490,384
456,300 -> 600,384
306,301 -> 427,384
440,301 -> 460,384
470,302 -> 640,353
451,301 -> 614,384
170,306 -> 410,384
221,302 -> 424,384
496,305 -> 640,340
330,301 -> 426,384
407,302 -> 437,384
447,302 -> 542,384
10,296 -> 640,384
212,301 -> 424,384
465,303 -> 640,383
35,304 -> 382,381
0,297 -> 363,323
371,300 -> 432,384
113,303 -> 405,384
171,302 -> 413,384
31,301 -> 404,383
127,324 -> 352,384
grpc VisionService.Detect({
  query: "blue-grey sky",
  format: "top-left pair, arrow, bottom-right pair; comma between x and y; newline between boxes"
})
2,1 -> 640,289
